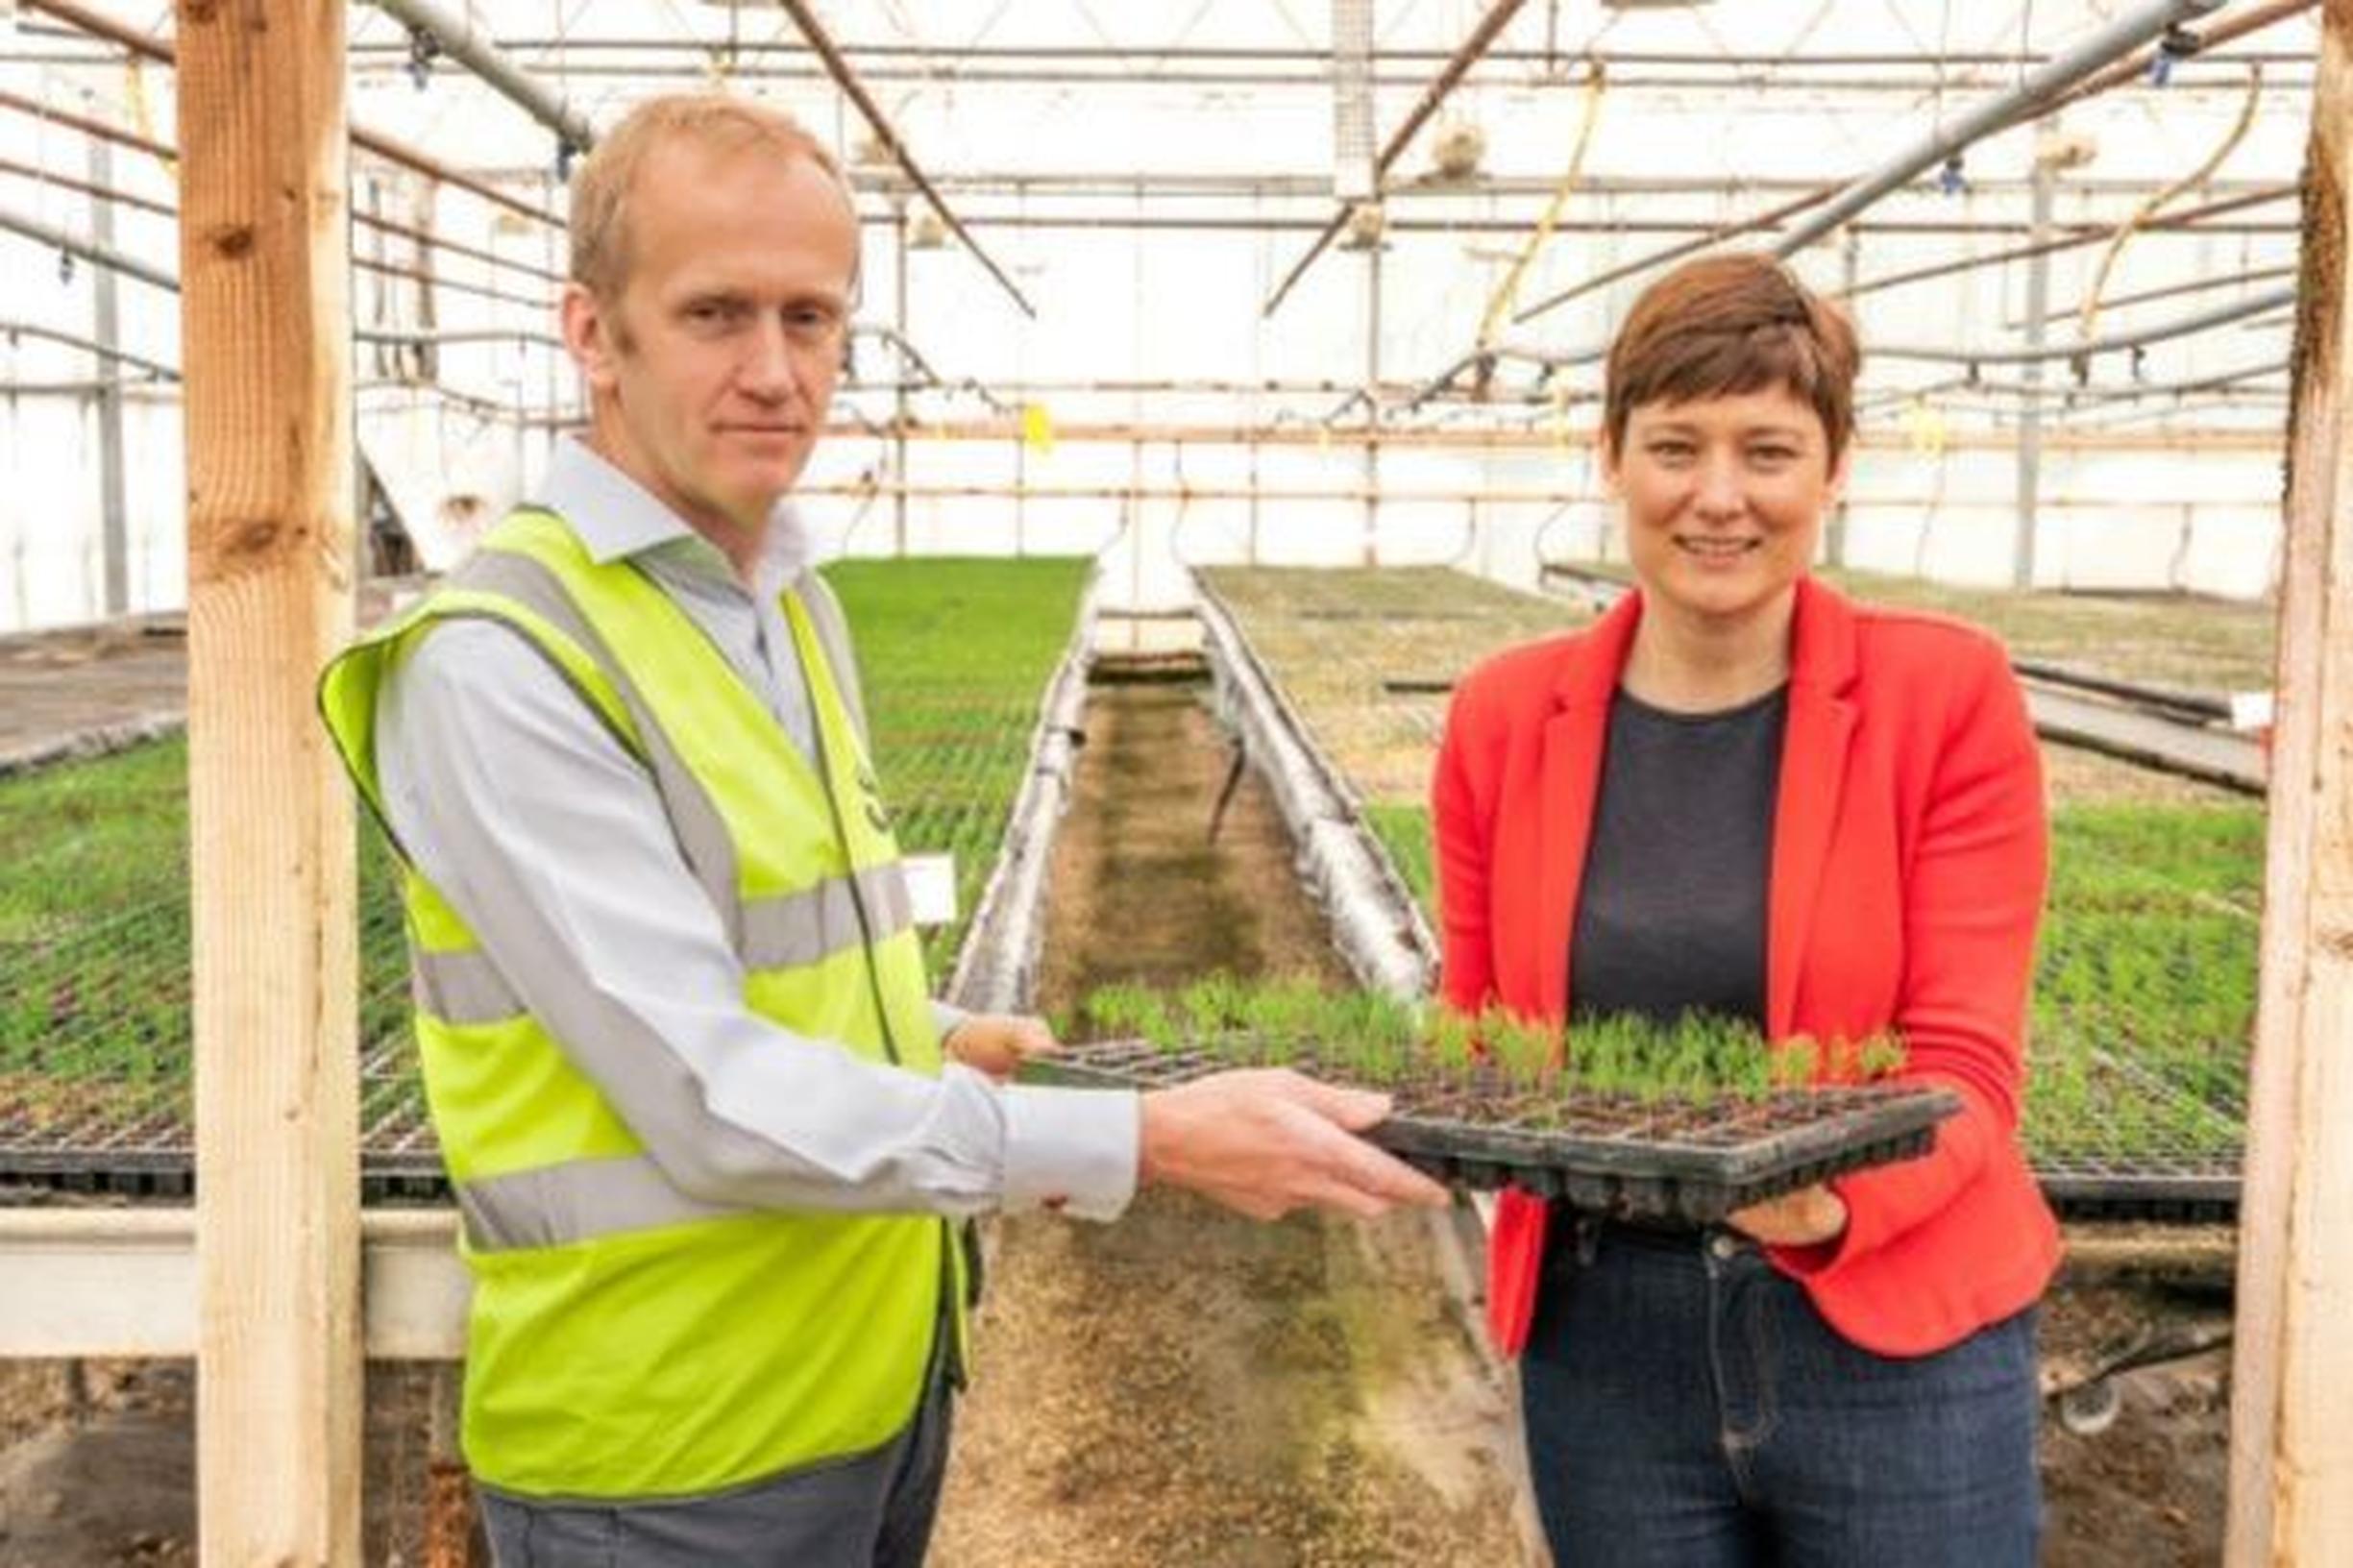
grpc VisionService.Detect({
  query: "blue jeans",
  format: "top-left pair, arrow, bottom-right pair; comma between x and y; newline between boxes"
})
1520,1214 -> 2040,1567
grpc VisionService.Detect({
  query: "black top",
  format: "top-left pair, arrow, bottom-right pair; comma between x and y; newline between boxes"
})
1568,683 -> 1789,1030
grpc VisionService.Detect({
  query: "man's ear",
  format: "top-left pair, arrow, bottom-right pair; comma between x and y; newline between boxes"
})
561,282 -> 623,393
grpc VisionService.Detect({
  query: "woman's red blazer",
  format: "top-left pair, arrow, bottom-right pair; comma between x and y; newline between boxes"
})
1434,576 -> 2062,1359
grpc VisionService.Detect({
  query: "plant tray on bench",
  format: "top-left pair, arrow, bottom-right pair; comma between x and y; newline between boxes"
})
1030,1037 -> 1962,1225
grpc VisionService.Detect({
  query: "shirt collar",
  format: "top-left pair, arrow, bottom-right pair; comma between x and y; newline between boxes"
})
536,438 -> 812,588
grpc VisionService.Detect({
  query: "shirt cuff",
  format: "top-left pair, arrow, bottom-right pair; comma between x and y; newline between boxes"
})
1000,1084 -> 1141,1222
931,998 -> 971,1044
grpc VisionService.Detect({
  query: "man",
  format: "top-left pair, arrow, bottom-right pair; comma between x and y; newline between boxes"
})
320,92 -> 1443,1566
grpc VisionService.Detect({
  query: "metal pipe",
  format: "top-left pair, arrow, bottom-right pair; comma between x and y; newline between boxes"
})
0,106 -> 563,284
1508,0 -> 2311,329
0,202 -> 175,291
0,319 -> 179,379
1842,183 -> 2298,297
855,209 -> 2294,236
1512,187 -> 1837,325
2047,0 -> 2320,111
0,154 -> 176,217
770,0 -> 1035,319
2038,262 -> 2298,322
321,59 -> 2318,95
851,323 -> 1013,413
355,327 -> 566,351
1262,0 -> 1532,317
332,38 -> 2318,69
825,418 -> 2284,454
868,169 -> 2295,201
364,0 -> 596,155
1774,0 -> 2229,257
1470,281 -> 2292,410
1870,284 -> 2294,365
1874,357 -> 2289,400
21,0 -> 565,230
90,125 -> 128,616
1476,185 -> 2298,395
2016,140 -> 2058,590
0,86 -> 173,165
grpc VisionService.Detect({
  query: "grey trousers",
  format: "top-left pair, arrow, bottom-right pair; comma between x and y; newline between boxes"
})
478,1359 -> 955,1568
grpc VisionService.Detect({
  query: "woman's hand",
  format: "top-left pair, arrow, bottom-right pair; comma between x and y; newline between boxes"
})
942,1015 -> 1056,1082
1727,1183 -> 1849,1247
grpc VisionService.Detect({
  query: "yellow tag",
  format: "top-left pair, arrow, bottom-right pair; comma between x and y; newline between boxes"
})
1900,397 -> 1949,457
1020,403 -> 1055,456
127,63 -> 174,186
1549,385 -> 1576,453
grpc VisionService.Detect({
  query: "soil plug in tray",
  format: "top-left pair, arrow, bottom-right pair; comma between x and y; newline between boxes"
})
1037,986 -> 1962,1224
1034,1039 -> 1958,1224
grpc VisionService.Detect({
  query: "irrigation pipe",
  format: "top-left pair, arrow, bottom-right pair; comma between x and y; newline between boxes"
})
944,579 -> 1100,1014
366,0 -> 598,159
0,710 -> 184,778
1858,284 -> 2294,366
1772,0 -> 2229,257
1190,576 -> 1435,997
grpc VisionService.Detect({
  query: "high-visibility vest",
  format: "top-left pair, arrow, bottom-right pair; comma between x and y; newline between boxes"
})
320,506 -> 959,1500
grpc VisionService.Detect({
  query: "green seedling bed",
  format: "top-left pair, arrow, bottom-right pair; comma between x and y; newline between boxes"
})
1034,1037 -> 1960,1225
0,559 -> 1094,1198
0,1039 -> 445,1200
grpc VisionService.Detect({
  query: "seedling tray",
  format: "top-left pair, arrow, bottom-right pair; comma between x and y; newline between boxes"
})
1032,1038 -> 1961,1225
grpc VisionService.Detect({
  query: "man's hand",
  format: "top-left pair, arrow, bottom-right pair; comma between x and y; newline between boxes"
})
943,1015 -> 1056,1082
1139,1067 -> 1451,1221
1727,1183 -> 1849,1247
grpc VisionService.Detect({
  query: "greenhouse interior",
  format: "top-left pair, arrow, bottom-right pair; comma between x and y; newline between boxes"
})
0,0 -> 2347,1562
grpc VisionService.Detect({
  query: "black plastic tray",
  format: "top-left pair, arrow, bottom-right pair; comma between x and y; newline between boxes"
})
1031,1038 -> 1962,1225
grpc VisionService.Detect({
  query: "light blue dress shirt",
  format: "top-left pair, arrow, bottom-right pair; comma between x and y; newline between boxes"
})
377,439 -> 1140,1220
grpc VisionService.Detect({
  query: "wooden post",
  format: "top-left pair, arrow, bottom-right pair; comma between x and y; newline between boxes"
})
2225,2 -> 2353,1560
176,0 -> 363,1556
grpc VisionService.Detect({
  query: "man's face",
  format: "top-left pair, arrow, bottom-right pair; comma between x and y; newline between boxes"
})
562,138 -> 859,548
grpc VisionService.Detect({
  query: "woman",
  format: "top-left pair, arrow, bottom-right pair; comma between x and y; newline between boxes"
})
1434,254 -> 2057,1565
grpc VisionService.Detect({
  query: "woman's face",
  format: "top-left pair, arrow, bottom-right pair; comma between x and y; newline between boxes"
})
1603,385 -> 1848,634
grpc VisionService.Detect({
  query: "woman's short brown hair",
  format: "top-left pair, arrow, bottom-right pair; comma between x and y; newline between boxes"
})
1603,254 -> 1861,463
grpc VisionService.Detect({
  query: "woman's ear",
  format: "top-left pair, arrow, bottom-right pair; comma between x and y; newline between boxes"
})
1823,439 -> 1853,507
1597,428 -> 1624,499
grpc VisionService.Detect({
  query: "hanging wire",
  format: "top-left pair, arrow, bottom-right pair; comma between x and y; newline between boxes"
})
2077,62 -> 2266,347
1473,61 -> 1605,360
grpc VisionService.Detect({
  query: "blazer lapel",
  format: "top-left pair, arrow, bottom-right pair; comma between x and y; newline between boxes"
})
1767,577 -> 1860,1038
1539,594 -> 1642,1020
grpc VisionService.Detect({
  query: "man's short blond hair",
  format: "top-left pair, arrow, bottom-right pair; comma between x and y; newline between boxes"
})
569,93 -> 858,301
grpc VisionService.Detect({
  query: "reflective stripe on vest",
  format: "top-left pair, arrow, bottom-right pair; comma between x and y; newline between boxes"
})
319,505 -> 952,1501
412,862 -> 919,1028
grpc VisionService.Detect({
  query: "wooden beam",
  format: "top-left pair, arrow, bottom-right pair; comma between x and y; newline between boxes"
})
176,0 -> 363,1556
2226,1 -> 2353,1560
0,1210 -> 468,1360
